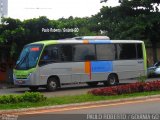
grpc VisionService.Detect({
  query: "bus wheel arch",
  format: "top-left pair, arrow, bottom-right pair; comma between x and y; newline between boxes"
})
104,73 -> 119,86
47,75 -> 60,91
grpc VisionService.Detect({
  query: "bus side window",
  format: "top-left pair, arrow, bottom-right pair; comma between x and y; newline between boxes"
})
42,50 -> 50,60
39,45 -> 59,65
137,44 -> 143,59
73,44 -> 96,61
51,47 -> 59,61
84,55 -> 96,60
118,44 -> 136,60
96,44 -> 116,60
60,45 -> 72,62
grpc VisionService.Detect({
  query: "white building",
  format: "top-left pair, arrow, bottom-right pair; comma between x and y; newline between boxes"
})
0,0 -> 8,24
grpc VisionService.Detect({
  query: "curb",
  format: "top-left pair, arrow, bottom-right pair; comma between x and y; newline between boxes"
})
0,94 -> 160,114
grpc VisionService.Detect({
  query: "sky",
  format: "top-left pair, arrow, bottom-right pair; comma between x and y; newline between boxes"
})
8,0 -> 120,20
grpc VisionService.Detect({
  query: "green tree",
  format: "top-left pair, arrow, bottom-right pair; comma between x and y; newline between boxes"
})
0,18 -> 24,60
99,0 -> 160,62
120,0 -> 160,62
23,16 -> 52,43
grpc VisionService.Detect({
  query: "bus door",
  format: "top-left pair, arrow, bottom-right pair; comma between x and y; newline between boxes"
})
39,45 -> 72,84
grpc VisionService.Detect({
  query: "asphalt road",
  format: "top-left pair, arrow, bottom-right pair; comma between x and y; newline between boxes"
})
0,83 -> 106,97
17,97 -> 160,120
0,78 -> 159,97
1,78 -> 160,120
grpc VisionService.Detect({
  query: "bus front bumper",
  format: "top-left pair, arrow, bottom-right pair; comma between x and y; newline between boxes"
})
13,73 -> 35,86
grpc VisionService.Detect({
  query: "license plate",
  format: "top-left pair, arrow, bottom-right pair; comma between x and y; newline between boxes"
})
17,80 -> 25,84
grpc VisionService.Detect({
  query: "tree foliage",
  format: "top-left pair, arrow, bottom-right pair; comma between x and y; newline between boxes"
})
0,16 -> 98,60
0,1 -> 160,62
99,0 -> 160,62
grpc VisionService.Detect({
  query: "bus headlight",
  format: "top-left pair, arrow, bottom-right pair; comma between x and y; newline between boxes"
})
28,73 -> 32,78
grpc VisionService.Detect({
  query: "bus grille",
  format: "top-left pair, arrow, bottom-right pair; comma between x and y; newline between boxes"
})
16,75 -> 28,79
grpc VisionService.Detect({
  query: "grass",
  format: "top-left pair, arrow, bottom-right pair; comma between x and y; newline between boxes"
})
0,90 -> 160,110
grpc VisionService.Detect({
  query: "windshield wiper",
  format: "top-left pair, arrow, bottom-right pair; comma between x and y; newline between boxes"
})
16,51 -> 30,69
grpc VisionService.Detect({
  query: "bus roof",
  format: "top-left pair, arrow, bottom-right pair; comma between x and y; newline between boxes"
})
72,36 -> 110,40
31,39 -> 143,46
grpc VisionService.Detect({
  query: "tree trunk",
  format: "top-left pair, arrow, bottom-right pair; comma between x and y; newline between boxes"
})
152,43 -> 157,64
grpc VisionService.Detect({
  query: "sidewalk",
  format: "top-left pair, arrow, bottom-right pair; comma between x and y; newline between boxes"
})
1,94 -> 160,115
0,82 -> 15,89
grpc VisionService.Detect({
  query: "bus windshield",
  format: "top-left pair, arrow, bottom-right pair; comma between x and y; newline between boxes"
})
15,44 -> 43,70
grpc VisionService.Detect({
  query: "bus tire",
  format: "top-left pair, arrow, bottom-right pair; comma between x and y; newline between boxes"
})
29,86 -> 39,91
104,74 -> 119,86
47,77 -> 59,91
87,82 -> 98,87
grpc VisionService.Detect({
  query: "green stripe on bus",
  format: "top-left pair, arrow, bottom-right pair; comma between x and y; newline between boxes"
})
31,40 -> 58,46
142,42 -> 147,71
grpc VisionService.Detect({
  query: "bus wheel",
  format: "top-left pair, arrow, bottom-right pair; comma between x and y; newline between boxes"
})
87,82 -> 98,87
104,74 -> 119,86
47,77 -> 58,91
29,86 -> 39,91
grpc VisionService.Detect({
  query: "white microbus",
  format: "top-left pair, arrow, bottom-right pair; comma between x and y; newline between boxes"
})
13,36 -> 147,91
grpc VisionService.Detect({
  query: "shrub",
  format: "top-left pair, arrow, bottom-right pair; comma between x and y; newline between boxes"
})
0,92 -> 47,104
88,81 -> 160,96
137,75 -> 147,83
22,92 -> 46,103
